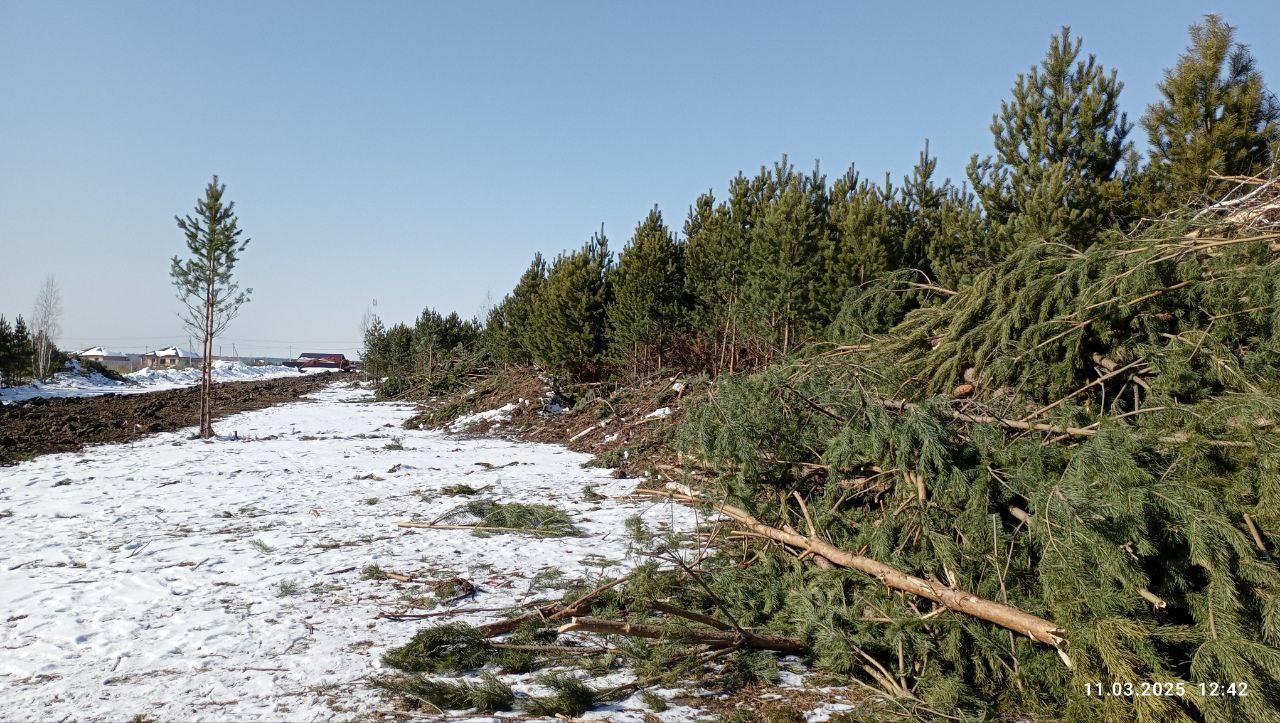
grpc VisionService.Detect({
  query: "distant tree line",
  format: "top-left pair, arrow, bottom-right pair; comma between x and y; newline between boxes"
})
0,276 -> 66,388
0,315 -> 35,387
362,16 -> 1278,392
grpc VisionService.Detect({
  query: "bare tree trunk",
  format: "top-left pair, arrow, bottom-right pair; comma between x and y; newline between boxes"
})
31,275 -> 62,380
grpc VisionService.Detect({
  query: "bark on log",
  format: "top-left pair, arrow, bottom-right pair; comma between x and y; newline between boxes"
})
557,616 -> 806,655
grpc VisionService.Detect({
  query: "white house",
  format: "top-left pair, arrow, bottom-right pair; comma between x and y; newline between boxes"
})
140,346 -> 201,369
75,347 -> 136,373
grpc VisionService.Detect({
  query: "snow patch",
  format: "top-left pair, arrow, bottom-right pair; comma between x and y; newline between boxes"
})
0,383 -> 699,720
448,401 -> 520,431
1,361 -> 332,403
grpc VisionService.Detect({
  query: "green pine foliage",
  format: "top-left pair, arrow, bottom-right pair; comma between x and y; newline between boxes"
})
607,207 -> 689,376
683,180 -> 757,371
439,499 -> 582,537
526,232 -> 613,379
170,176 -> 252,438
0,315 -> 34,387
1139,14 -> 1278,215
0,316 -> 17,387
485,253 -> 547,365
968,27 -> 1133,253
360,16 -> 1277,396
522,674 -> 600,718
382,624 -> 493,673
740,157 -> 829,357
820,167 -> 895,318
375,673 -> 516,713
361,307 -> 485,399
680,189 -> 1280,721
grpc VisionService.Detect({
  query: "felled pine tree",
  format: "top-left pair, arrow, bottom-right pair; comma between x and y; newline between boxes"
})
1139,14 -> 1278,216
969,27 -> 1133,253
606,207 -> 688,376
681,174 -> 1280,721
527,232 -> 612,380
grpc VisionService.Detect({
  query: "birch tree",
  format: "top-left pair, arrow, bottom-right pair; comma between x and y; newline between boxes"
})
171,176 -> 251,438
30,274 -> 62,379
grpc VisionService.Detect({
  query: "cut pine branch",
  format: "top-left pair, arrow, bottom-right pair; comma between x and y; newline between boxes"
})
557,616 -> 807,655
474,575 -> 630,638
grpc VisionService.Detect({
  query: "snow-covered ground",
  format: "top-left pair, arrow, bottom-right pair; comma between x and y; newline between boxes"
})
0,382 -> 703,721
0,361 -> 333,403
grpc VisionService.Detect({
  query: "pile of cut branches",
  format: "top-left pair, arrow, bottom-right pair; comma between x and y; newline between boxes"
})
377,554 -> 829,717
678,172 -> 1280,721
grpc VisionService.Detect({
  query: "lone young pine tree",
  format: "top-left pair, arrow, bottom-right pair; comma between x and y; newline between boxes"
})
171,176 -> 251,438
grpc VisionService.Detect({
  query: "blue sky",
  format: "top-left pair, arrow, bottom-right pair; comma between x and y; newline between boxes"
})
1,1 -> 1277,358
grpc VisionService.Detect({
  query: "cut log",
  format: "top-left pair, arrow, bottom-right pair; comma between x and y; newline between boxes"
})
641,486 -> 1069,656
557,616 -> 806,655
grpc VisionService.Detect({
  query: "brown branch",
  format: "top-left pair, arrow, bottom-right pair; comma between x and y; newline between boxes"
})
645,600 -> 732,631
1244,514 -> 1270,555
557,616 -> 807,655
1018,358 -> 1147,423
474,575 -> 630,638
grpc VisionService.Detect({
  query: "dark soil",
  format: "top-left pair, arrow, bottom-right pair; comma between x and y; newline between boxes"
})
0,374 -> 340,465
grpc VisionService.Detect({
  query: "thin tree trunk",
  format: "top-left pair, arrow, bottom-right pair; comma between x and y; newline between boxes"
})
202,274 -> 215,438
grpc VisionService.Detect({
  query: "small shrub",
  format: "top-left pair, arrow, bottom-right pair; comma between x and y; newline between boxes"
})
275,580 -> 299,597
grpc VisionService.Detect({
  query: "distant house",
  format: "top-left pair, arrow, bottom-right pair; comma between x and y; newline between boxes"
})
286,353 -> 352,370
76,347 -> 135,374
141,346 -> 200,369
